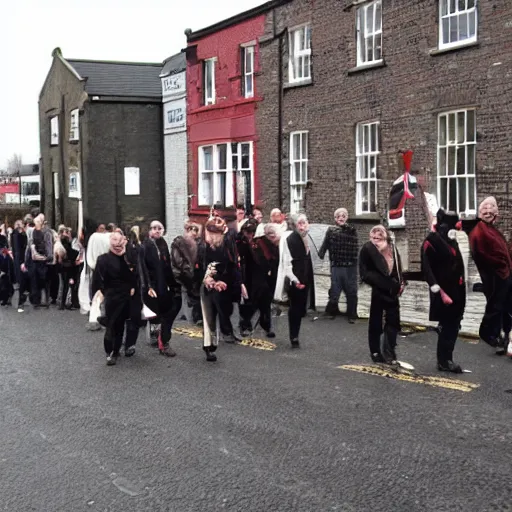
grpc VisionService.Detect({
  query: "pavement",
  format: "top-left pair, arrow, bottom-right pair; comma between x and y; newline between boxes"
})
1,304 -> 512,512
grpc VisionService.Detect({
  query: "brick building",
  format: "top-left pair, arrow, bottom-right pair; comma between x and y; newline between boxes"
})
39,48 -> 165,233
160,52 -> 188,240
184,1 -> 289,222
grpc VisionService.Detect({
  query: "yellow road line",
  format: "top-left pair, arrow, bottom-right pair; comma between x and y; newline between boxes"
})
172,326 -> 277,351
338,364 -> 480,392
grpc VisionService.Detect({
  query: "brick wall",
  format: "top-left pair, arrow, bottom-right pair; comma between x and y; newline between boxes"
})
85,102 -> 165,230
255,0 -> 512,272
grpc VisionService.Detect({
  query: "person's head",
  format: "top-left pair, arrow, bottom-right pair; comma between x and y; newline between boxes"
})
97,223 -> 106,233
270,208 -> 284,224
478,196 -> 498,224
286,213 -> 296,231
264,223 -> 281,246
149,220 -> 165,240
334,208 -> 349,226
23,214 -> 33,227
435,209 -> 460,239
184,220 -> 201,240
369,225 -> 389,252
106,223 -> 117,233
204,217 -> 227,248
252,207 -> 263,224
109,231 -> 127,256
14,219 -> 24,231
296,214 -> 309,236
129,226 -> 140,246
241,218 -> 258,242
34,216 -> 43,229
236,206 -> 245,222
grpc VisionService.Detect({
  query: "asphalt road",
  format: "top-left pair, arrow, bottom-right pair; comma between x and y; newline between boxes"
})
1,305 -> 512,512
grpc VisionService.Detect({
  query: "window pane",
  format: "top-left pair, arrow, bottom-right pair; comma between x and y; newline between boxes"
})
449,177 -> 457,211
301,161 -> 308,182
450,16 -> 459,43
360,182 -> 369,212
301,134 -> 308,159
245,48 -> 253,73
366,5 -> 373,34
457,111 -> 465,143
294,162 -> 301,183
440,178 -> 448,209
203,146 -> 213,170
466,110 -> 476,141
366,38 -> 373,62
441,0 -> 448,16
370,123 -> 377,151
439,115 -> 447,145
375,1 -> 382,31
456,147 -> 465,175
217,172 -> 226,206
449,0 -> 456,14
458,0 -> 466,11
448,113 -> 455,143
369,155 -> 377,177
364,124 -> 370,152
458,177 -> 467,213
459,12 -> 468,40
374,35 -> 382,60
293,134 -> 300,160
201,174 -> 213,204
467,0 -> 475,8
241,143 -> 250,169
468,177 -> 475,210
305,25 -> 311,49
245,75 -> 253,96
303,55 -> 311,78
439,148 -> 447,176
448,147 -> 456,175
369,180 -> 377,212
469,11 -> 476,37
218,144 -> 227,170
298,28 -> 305,51
442,18 -> 450,44
467,145 -> 475,175
359,157 -> 368,179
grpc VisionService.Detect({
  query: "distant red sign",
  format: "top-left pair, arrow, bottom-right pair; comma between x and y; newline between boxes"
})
0,184 -> 19,194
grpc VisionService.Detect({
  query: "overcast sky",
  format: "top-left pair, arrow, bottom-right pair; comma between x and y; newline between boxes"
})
1,0 -> 263,170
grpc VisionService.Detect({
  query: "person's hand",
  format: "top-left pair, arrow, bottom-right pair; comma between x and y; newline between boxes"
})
204,276 -> 215,289
148,288 -> 157,298
440,289 -> 453,305
214,281 -> 228,292
241,284 -> 249,300
295,281 -> 306,290
21,264 -> 26,273
130,288 -> 135,296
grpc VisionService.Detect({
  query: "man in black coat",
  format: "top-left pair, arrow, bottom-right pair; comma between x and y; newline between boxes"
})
422,209 -> 466,373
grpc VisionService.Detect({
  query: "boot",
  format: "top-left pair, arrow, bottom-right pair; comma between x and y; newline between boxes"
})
438,360 -> 463,373
158,334 -> 176,357
205,349 -> 217,362
322,301 -> 337,319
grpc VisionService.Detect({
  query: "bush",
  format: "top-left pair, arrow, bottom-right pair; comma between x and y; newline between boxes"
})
0,205 -> 33,225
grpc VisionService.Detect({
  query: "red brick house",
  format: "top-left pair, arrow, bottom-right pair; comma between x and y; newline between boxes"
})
185,0 -> 291,222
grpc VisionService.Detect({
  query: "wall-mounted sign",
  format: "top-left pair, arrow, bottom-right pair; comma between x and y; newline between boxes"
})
161,71 -> 185,99
124,167 -> 140,196
164,97 -> 186,134
68,170 -> 81,199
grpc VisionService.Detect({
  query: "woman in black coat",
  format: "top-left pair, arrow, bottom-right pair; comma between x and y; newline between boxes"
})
359,225 -> 404,363
421,209 -> 466,373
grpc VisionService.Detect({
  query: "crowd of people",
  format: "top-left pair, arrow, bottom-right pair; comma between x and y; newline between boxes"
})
0,196 -> 511,371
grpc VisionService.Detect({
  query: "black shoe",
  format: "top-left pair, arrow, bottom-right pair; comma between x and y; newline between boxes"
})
291,338 -> 300,348
322,310 -> 336,320
480,336 -> 499,348
266,331 -> 276,338
438,360 -> 463,373
97,316 -> 108,328
125,346 -> 136,357
496,336 -> 506,355
106,352 -> 117,366
223,333 -> 241,344
371,352 -> 385,363
206,350 -> 217,362
348,317 -> 356,324
240,329 -> 253,338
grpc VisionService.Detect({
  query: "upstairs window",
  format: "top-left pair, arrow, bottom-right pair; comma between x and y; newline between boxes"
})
356,0 -> 382,66
289,25 -> 311,83
69,109 -> 79,141
356,121 -> 379,214
203,58 -> 216,105
439,0 -> 477,49
289,131 -> 309,214
242,45 -> 255,98
50,116 -> 59,146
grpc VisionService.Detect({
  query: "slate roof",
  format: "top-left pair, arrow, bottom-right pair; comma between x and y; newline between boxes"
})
67,59 -> 163,98
20,164 -> 39,176
160,52 -> 186,77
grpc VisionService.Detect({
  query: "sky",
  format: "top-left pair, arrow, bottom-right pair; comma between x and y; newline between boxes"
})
1,0 -> 264,170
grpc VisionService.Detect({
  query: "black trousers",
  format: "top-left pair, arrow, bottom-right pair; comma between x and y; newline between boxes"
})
368,291 -> 400,356
59,267 -> 79,308
159,294 -> 183,345
240,288 -> 273,333
104,304 -> 129,355
480,275 -> 512,343
288,284 -> 308,340
202,288 -> 235,339
31,262 -> 48,306
437,318 -> 461,364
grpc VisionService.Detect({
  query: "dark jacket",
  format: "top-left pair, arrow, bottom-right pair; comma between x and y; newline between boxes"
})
171,236 -> 200,295
359,241 -> 403,304
287,230 -> 316,310
422,231 -> 466,322
318,224 -> 359,267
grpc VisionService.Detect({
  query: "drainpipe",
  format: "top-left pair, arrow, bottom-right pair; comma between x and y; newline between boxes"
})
58,94 -> 66,226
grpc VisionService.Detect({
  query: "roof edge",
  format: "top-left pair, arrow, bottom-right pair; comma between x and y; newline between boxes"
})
67,58 -> 163,67
186,0 -> 293,42
53,47 -> 83,81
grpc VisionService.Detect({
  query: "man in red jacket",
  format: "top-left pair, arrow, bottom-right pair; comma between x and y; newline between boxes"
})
469,197 -> 512,351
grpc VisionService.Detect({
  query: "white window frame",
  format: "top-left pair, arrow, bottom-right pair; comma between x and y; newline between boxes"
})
356,0 -> 383,67
437,109 -> 477,216
289,131 -> 309,214
50,116 -> 59,146
69,109 -> 79,141
203,58 -> 216,106
198,142 -> 254,207
242,45 -> 255,98
356,121 -> 379,214
439,0 -> 478,50
288,25 -> 312,84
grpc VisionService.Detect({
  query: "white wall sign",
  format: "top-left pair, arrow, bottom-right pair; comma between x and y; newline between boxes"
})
164,98 -> 186,134
162,71 -> 186,99
69,170 -> 81,199
124,167 -> 140,195
53,172 -> 60,199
